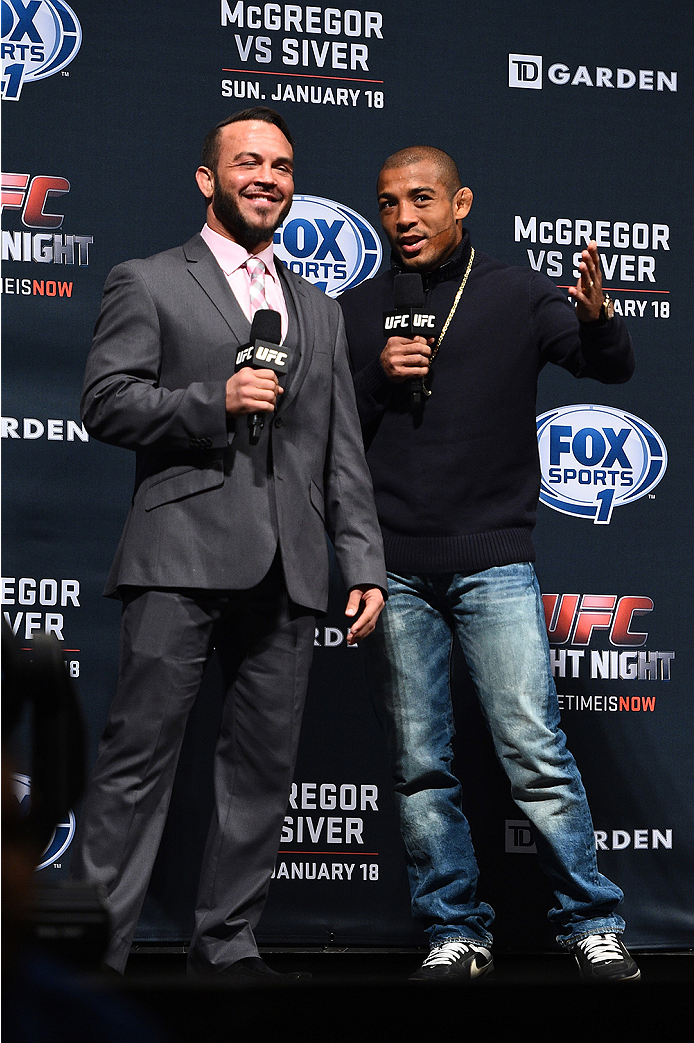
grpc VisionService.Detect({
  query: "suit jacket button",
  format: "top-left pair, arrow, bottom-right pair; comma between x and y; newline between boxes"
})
275,417 -> 283,428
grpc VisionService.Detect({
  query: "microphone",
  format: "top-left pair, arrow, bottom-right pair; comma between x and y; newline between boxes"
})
384,273 -> 436,409
234,309 -> 287,444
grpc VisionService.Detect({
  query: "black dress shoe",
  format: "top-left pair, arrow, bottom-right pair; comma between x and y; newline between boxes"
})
218,957 -> 312,986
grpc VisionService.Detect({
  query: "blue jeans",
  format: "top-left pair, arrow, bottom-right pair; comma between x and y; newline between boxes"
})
361,563 -> 625,949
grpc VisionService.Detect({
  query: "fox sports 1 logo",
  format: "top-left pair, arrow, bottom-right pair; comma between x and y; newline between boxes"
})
1,0 -> 82,101
274,195 -> 382,298
537,404 -> 667,524
11,773 -> 76,870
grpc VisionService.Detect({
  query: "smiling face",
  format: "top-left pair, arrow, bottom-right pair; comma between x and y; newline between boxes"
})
195,119 -> 294,252
377,159 -> 472,272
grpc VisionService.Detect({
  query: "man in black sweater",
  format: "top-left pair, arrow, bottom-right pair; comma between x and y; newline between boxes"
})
339,146 -> 640,985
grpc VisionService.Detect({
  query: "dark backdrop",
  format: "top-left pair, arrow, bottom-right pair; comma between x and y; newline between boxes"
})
3,0 -> 692,951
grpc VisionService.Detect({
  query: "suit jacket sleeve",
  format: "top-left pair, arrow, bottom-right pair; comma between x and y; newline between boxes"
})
321,305 -> 387,594
81,260 -> 229,451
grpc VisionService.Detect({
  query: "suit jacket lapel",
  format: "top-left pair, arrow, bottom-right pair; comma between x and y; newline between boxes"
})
182,237 -> 316,405
276,261 -> 315,412
183,234 -> 249,347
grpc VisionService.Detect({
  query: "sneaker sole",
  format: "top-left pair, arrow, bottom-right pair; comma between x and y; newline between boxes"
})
409,956 -> 494,984
575,963 -> 642,984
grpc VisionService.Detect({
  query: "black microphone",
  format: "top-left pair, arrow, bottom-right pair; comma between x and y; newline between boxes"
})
384,273 -> 436,409
234,309 -> 287,444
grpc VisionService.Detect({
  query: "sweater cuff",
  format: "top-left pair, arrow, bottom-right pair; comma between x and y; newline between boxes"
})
578,314 -> 624,345
355,356 -> 393,400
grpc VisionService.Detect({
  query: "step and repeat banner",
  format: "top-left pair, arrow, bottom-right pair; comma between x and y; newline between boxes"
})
3,1 -> 692,952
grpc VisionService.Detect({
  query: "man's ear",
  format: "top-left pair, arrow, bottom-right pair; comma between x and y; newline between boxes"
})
195,165 -> 215,202
454,187 -> 473,221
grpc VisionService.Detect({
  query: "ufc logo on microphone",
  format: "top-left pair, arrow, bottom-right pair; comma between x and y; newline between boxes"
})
255,346 -> 287,366
384,313 -> 410,330
508,54 -> 543,89
385,312 -> 436,332
412,314 -> 435,329
236,346 -> 255,365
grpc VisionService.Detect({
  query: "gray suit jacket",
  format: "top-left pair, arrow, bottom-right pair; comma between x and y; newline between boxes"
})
82,234 -> 386,613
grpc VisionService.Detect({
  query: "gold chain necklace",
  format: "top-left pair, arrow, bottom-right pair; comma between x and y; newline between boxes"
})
423,247 -> 475,396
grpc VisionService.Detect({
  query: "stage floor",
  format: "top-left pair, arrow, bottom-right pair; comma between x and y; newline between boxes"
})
124,946 -> 693,985
104,949 -> 694,1042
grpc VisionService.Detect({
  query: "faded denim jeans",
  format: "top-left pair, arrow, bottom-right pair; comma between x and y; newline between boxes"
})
361,563 -> 625,948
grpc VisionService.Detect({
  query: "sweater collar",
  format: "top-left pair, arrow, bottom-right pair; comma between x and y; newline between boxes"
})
390,229 -> 473,291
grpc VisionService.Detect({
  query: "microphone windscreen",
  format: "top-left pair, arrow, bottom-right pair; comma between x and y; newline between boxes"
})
393,272 -> 425,309
249,308 -> 282,343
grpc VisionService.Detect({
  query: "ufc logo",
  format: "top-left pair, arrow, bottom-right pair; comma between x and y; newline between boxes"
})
543,594 -> 654,647
236,346 -> 255,365
384,314 -> 409,330
384,313 -> 436,331
1,173 -> 70,228
255,346 -> 287,366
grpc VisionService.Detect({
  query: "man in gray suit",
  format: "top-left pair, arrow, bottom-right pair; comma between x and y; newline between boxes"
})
70,108 -> 386,983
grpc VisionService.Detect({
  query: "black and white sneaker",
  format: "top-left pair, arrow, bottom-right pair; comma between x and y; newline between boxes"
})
571,933 -> 641,983
409,940 -> 494,984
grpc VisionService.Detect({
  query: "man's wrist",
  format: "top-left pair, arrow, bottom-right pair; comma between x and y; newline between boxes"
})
599,293 -> 615,322
581,293 -> 614,326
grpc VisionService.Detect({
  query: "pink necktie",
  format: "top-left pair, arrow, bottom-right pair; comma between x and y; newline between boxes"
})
245,256 -> 269,316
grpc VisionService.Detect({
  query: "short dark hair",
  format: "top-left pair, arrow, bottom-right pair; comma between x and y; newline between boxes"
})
201,107 -> 295,171
380,146 -> 462,198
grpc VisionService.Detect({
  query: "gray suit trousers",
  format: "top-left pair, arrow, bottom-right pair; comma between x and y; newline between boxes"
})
70,569 -> 315,973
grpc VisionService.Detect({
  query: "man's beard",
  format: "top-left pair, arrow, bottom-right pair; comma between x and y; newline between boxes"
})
212,183 -> 292,249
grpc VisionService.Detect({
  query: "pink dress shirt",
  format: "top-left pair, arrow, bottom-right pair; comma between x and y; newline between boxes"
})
200,223 -> 289,343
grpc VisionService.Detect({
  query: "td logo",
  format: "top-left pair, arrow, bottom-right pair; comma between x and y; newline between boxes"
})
508,53 -> 542,89
537,404 -> 667,524
274,194 -> 382,298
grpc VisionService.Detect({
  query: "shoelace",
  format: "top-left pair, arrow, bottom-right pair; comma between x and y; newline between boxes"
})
576,934 -> 625,965
422,941 -> 484,967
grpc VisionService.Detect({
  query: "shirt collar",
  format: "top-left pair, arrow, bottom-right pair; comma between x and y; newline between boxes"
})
200,224 -> 279,282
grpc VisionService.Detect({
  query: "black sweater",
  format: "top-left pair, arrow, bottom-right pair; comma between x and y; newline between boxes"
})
339,233 -> 635,574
